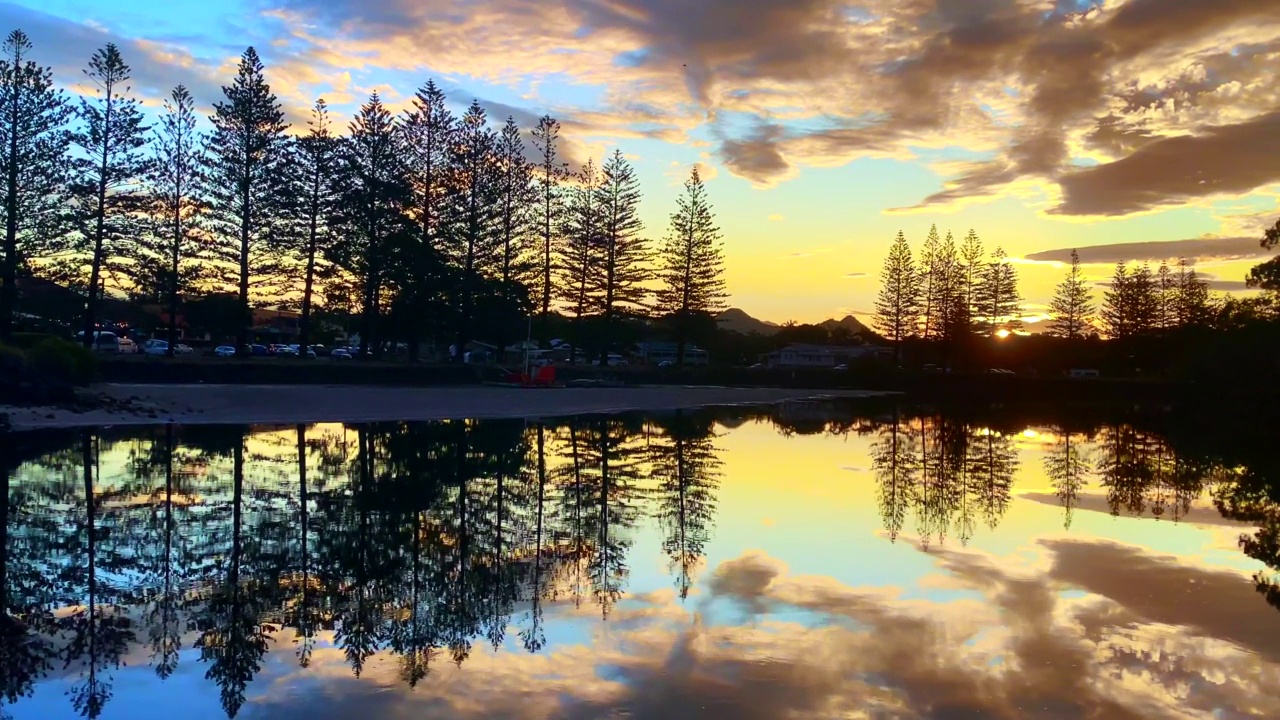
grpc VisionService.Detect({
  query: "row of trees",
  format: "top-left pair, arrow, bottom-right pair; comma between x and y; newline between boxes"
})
874,226 -> 1022,353
1047,250 -> 1212,340
874,225 -> 1265,351
0,31 -> 727,363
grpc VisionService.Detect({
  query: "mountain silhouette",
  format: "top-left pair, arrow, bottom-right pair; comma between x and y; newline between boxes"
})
715,308 -> 779,335
716,308 -> 874,338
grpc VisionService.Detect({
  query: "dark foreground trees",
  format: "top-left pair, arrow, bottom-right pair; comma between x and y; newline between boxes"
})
0,29 -> 744,364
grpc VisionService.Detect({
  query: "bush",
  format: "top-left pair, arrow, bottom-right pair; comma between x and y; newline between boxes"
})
25,337 -> 97,385
0,343 -> 27,377
0,337 -> 96,388
7,332 -> 61,350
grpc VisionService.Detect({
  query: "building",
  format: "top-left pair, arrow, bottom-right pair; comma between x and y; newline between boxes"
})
635,342 -> 710,366
765,344 -> 890,368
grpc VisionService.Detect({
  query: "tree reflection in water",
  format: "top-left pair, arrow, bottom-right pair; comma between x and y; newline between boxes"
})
1,403 -> 1279,718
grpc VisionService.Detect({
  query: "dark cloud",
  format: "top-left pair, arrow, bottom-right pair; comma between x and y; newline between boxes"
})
1024,237 -> 1267,265
843,272 -> 868,279
1055,112 -> 1280,216
716,123 -> 791,186
264,0 -> 1280,213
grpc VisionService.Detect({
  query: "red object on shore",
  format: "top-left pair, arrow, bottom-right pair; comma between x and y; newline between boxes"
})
497,364 -> 557,388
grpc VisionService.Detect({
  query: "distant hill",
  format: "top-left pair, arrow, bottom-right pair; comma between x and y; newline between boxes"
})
819,315 -> 873,337
716,308 -> 780,335
716,308 -> 879,341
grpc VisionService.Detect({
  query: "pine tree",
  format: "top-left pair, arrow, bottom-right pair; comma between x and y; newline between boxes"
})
530,115 -> 567,343
958,229 -> 984,333
874,231 -> 920,361
443,100 -> 500,357
1173,257 -> 1209,328
399,80 -> 455,359
1156,261 -> 1175,331
62,44 -> 151,347
932,231 -> 961,342
494,116 -> 534,359
137,85 -> 206,356
205,47 -> 290,355
0,30 -> 72,340
1102,263 -> 1157,339
285,99 -> 340,353
975,246 -> 1021,336
592,149 -> 648,364
1101,263 -> 1131,340
1047,249 -> 1094,339
918,224 -> 941,340
328,93 -> 413,358
557,158 -> 602,360
1130,264 -> 1158,334
654,165 -> 726,367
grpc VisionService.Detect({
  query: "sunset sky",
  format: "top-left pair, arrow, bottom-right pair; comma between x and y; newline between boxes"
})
9,0 -> 1280,323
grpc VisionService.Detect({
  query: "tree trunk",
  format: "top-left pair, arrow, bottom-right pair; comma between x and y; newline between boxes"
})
0,48 -> 20,343
82,87 -> 114,350
299,199 -> 318,354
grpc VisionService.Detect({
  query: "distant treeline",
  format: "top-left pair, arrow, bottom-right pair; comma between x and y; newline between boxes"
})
871,223 -> 1280,379
0,31 -> 726,365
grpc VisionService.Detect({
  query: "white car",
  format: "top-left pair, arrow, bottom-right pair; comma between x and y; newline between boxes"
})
175,343 -> 193,355
214,345 -> 237,358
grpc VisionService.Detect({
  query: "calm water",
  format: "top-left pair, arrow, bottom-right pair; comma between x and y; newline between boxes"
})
2,401 -> 1278,719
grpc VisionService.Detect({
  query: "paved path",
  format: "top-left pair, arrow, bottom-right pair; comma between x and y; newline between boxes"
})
4,384 -> 890,430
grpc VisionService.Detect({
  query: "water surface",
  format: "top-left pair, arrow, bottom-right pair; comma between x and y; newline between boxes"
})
3,401 -> 1278,719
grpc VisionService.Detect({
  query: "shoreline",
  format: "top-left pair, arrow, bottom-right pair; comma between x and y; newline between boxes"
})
1,383 -> 892,431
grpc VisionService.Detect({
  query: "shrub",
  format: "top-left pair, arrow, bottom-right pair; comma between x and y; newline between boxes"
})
7,332 -> 61,350
25,337 -> 97,385
0,343 -> 28,377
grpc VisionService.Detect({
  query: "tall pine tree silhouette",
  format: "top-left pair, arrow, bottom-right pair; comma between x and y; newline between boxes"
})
592,149 -> 648,365
65,44 -> 150,348
137,85 -> 206,355
655,166 -> 726,367
205,47 -> 289,355
0,30 -> 71,341
1047,249 -> 1094,339
875,231 -> 920,363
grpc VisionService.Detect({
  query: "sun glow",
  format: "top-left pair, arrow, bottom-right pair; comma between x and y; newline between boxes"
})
996,329 -> 1012,338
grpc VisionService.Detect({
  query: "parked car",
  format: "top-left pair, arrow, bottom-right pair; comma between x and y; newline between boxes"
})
658,360 -> 674,369
143,340 -> 170,356
117,337 -> 137,354
246,344 -> 269,357
287,344 -> 317,359
214,345 -> 237,358
174,343 -> 193,355
833,364 -> 848,371
330,348 -> 352,360
75,331 -> 120,354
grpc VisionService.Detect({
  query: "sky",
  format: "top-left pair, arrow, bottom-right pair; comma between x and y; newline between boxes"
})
7,0 -> 1280,324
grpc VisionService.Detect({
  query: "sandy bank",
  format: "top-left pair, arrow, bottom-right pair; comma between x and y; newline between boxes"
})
2,383 -> 890,431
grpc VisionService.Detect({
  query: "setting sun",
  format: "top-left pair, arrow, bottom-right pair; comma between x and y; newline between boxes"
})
996,329 -> 1012,339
